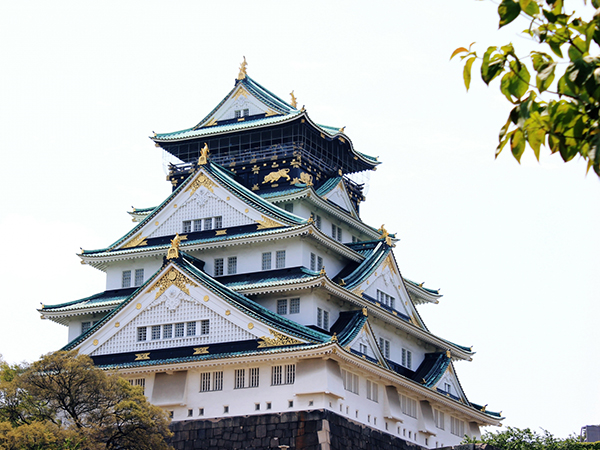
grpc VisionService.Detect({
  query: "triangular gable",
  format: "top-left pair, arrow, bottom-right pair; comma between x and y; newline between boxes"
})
73,259 -> 328,360
320,179 -> 358,218
435,363 -> 469,404
346,320 -> 389,369
115,166 -> 298,250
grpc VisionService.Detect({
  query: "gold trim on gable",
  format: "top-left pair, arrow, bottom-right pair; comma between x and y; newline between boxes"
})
149,267 -> 199,299
258,329 -> 303,348
256,215 -> 282,230
121,232 -> 148,249
185,172 -> 216,196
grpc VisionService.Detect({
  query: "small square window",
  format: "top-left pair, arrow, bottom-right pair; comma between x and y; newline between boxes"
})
255,403 -> 260,411
188,409 -> 193,417
223,405 -> 229,414
137,327 -> 147,342
266,402 -> 272,410
169,411 -> 174,419
235,110 -> 241,118
81,321 -> 91,334
277,299 -> 287,315
199,408 -> 204,416
201,319 -> 210,335
182,221 -> 192,233
186,321 -> 196,336
288,400 -> 294,408
308,400 -> 314,406
214,216 -> 223,228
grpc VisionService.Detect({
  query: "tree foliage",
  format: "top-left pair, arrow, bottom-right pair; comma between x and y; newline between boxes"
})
452,0 -> 600,177
0,351 -> 173,450
464,426 -> 600,450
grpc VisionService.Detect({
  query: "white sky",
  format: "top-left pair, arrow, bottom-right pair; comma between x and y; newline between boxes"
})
0,0 -> 598,439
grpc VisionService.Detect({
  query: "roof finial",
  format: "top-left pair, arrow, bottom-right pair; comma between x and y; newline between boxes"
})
167,234 -> 181,260
237,56 -> 248,81
377,225 -> 394,246
290,90 -> 297,108
331,333 -> 338,342
320,265 -> 326,276
446,349 -> 452,358
339,126 -> 345,133
198,143 -> 209,165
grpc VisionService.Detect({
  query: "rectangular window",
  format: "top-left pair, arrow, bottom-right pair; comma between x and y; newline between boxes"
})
379,338 -> 390,358
81,321 -> 91,334
310,253 -> 316,271
137,327 -> 147,342
341,369 -> 359,394
277,299 -> 287,315
203,218 -> 213,230
434,409 -> 445,430
275,250 -> 286,269
290,298 -> 300,314
122,270 -> 132,288
200,372 -> 211,392
193,219 -> 202,232
331,224 -> 336,239
451,417 -> 465,437
317,308 -> 330,330
214,258 -> 224,276
317,308 -> 322,328
134,269 -> 144,286
234,369 -> 246,389
262,252 -> 272,271
243,108 -> 249,117
366,380 -> 378,402
163,324 -> 173,339
151,325 -> 161,340
377,290 -> 395,309
200,319 -> 210,335
317,256 -> 323,271
316,215 -> 322,230
183,220 -> 192,233
201,371 -> 224,392
186,321 -> 196,336
271,365 -> 282,385
285,364 -> 296,384
271,364 -> 296,385
401,395 -> 417,418
235,110 -> 241,118
227,256 -> 237,275
175,323 -> 185,338
249,367 -> 260,388
128,378 -> 146,395
213,371 -> 223,391
402,348 -> 412,369
214,216 -> 222,228
323,310 -> 329,330
337,226 -> 342,242
359,343 -> 368,354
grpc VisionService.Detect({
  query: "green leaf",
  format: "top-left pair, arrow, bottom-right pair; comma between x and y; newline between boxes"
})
496,136 -> 510,158
568,36 -> 587,61
498,0 -> 521,28
511,129 -> 526,162
499,113 -> 514,140
536,62 -> 556,92
500,60 -> 531,102
524,116 -> 545,160
481,46 -> 505,84
463,57 -> 476,91
519,0 -> 539,16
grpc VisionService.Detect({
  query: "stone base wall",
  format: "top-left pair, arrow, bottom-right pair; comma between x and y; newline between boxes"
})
168,409 -> 427,450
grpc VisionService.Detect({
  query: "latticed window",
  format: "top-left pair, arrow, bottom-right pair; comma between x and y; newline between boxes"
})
317,256 -> 323,270
193,219 -> 202,232
213,371 -> 223,391
175,323 -> 185,338
200,372 -> 211,392
275,250 -> 286,269
163,324 -> 173,339
200,319 -> 210,335
214,258 -> 224,276
186,321 -> 196,336
290,298 -> 300,314
269,364 -> 295,385
235,110 -> 241,118
377,290 -> 395,309
359,343 -> 368,354
151,325 -> 161,340
285,364 -> 295,384
331,225 -> 342,242
366,380 -> 378,402
277,299 -> 287,315
316,215 -> 322,229
137,327 -> 147,342
262,252 -> 272,271
402,348 -> 412,369
134,269 -> 144,286
203,218 -> 212,230
234,369 -> 246,389
401,395 -> 417,418
379,337 -> 390,358
182,220 -> 192,233
214,216 -> 222,228
122,270 -> 131,288
271,365 -> 282,385
249,368 -> 259,387
317,308 -> 329,330
227,256 -> 237,275
310,253 -> 316,271
81,322 -> 91,334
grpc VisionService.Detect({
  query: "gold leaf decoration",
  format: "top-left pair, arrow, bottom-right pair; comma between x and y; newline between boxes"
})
121,232 -> 148,249
185,172 -> 216,196
135,353 -> 150,361
203,117 -> 217,127
256,215 -> 283,230
382,254 -> 398,275
193,347 -> 209,355
299,172 -> 313,186
257,329 -> 303,348
265,108 -> 279,117
149,267 -> 199,299
352,287 -> 365,297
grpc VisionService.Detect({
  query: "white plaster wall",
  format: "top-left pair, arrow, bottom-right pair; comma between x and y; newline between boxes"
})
105,256 -> 163,291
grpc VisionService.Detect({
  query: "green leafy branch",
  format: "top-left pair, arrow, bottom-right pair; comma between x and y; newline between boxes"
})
452,0 -> 600,177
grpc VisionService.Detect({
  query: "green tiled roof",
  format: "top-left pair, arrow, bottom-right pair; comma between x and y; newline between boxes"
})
42,288 -> 135,312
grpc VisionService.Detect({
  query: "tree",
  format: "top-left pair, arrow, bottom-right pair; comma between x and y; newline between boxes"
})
463,426 -> 598,450
452,0 -> 600,177
0,351 -> 173,450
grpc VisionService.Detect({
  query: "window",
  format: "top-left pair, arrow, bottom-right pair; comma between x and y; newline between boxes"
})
310,253 -> 316,271
203,218 -> 212,230
163,324 -> 173,339
352,235 -> 358,243
317,256 -> 324,271
377,290 -> 395,309
223,405 -> 229,413
151,325 -> 161,340
137,327 -> 147,342
266,402 -> 272,410
275,250 -> 286,269
341,369 -> 359,394
434,409 -> 445,430
214,258 -> 224,276
193,219 -> 202,232
451,417 -> 465,437
262,252 -> 272,271
81,321 -> 91,334
200,371 -> 223,392
288,400 -> 294,408
186,321 -> 196,336
128,378 -> 146,394
331,224 -> 342,242
277,299 -> 287,315
234,369 -> 246,389
243,108 -> 249,116
317,307 -> 329,330
255,403 -> 261,411
366,380 -> 378,402
359,343 -> 368,354
135,269 -> 144,286
284,203 -> 294,213
379,338 -> 390,358
402,348 -> 412,369
122,270 -> 132,288
188,409 -> 193,417
175,323 -> 185,338
182,220 -> 192,233
290,298 -> 300,314
201,319 -> 210,335
316,215 -> 322,229
249,367 -> 260,387
401,395 -> 417,418
214,216 -> 222,228
235,110 -> 241,118
227,256 -> 237,275
271,364 -> 295,385
444,382 -> 452,394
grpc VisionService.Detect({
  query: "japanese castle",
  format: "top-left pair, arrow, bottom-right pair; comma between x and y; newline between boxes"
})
40,59 -> 501,447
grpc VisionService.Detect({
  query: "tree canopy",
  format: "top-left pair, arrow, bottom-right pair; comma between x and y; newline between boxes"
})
464,426 -> 600,450
452,0 -> 600,177
0,351 -> 173,450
